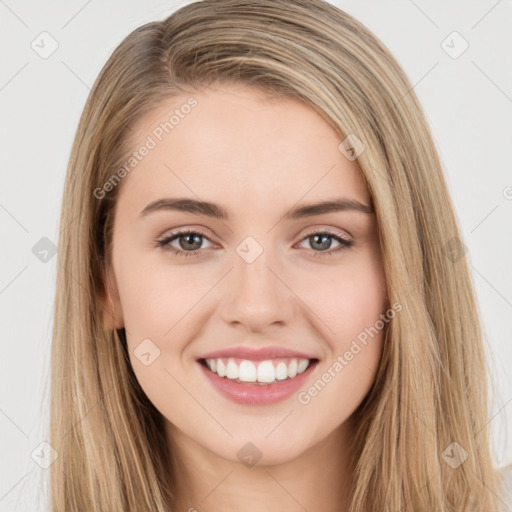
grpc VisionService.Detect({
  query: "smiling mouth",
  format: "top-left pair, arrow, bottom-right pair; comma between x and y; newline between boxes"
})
198,357 -> 320,385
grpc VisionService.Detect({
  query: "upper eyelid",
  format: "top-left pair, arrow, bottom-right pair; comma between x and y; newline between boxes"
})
301,226 -> 352,240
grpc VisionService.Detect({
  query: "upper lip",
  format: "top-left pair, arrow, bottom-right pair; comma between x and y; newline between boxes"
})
198,345 -> 319,362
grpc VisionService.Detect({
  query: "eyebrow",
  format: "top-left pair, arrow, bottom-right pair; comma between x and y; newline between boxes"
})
139,197 -> 374,220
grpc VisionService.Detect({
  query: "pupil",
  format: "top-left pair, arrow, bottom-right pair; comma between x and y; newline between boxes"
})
311,234 -> 331,251
181,234 -> 201,250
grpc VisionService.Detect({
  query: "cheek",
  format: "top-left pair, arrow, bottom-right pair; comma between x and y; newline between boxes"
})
114,248 -> 204,337
296,253 -> 387,427
307,250 -> 387,345
112,249 -> 197,408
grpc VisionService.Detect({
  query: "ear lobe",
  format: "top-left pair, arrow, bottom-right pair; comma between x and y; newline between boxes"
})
101,265 -> 124,330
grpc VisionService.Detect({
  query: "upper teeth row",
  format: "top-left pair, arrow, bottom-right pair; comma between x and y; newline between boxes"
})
205,358 -> 311,383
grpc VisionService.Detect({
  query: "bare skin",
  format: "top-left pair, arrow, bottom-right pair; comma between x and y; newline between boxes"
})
103,83 -> 388,511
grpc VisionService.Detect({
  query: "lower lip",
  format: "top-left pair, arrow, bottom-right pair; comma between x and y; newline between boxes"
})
197,360 -> 319,406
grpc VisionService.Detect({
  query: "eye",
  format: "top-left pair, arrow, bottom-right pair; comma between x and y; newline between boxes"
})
155,228 -> 353,258
296,229 -> 353,256
155,229 -> 214,258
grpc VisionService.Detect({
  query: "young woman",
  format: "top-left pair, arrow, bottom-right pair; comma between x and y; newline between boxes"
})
47,0 -> 511,510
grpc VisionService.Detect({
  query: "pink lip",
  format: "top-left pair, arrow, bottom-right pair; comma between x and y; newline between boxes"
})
197,345 -> 318,362
198,359 -> 319,405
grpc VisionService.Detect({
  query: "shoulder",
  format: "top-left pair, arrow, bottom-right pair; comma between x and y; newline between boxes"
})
498,463 -> 512,511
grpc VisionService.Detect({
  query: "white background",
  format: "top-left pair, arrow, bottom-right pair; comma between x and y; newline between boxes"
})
1,0 -> 511,510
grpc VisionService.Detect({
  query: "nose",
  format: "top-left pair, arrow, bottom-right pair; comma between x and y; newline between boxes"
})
218,245 -> 296,332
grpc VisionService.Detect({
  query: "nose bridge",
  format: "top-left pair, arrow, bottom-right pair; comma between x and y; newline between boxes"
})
234,239 -> 280,302
219,236 -> 294,329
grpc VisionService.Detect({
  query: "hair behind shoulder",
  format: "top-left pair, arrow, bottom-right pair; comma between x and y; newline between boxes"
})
47,1 -> 503,510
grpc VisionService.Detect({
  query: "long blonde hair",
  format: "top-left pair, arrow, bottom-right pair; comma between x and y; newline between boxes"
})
47,0 -> 505,510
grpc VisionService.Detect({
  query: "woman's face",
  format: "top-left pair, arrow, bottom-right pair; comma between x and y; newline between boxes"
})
104,83 -> 388,466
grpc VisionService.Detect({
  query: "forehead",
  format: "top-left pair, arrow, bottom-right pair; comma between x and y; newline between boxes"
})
116,84 -> 370,219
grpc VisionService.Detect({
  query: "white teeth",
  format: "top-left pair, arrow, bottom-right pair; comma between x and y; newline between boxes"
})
216,359 -> 226,377
225,360 -> 239,379
257,360 -> 275,383
275,362 -> 288,380
297,359 -> 309,374
204,357 -> 313,384
287,359 -> 298,378
239,360 -> 257,382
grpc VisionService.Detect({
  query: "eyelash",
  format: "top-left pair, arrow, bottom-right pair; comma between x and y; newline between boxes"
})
155,228 -> 353,258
